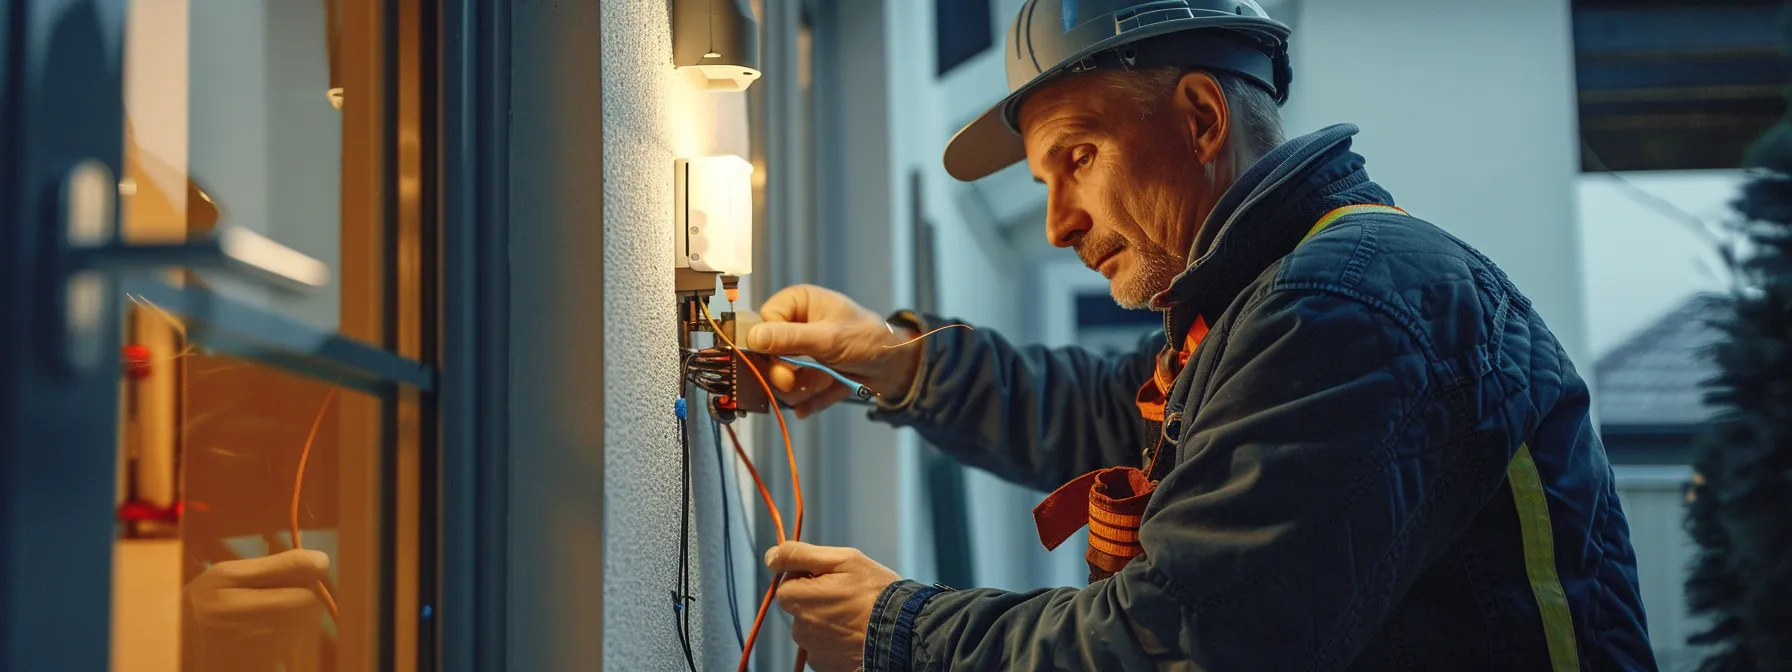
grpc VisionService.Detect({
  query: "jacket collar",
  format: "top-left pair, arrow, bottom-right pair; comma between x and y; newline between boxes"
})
1148,123 -> 1394,348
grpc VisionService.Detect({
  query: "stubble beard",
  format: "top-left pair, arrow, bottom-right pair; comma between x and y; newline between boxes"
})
1076,231 -> 1184,310
1110,247 -> 1182,310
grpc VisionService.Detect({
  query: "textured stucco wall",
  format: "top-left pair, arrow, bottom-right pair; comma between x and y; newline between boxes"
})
602,0 -> 751,668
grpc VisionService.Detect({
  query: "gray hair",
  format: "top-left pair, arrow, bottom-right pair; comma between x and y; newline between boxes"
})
1108,67 -> 1285,164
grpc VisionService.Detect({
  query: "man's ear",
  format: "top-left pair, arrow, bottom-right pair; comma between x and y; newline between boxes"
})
1172,71 -> 1229,165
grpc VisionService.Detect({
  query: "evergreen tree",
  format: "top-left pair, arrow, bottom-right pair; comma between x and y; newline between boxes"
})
1686,7 -> 1792,669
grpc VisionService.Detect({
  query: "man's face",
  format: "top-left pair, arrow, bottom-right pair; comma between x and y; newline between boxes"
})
1019,73 -> 1223,308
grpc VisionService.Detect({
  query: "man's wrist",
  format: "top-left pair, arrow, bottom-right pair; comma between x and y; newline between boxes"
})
863,579 -> 948,672
876,328 -> 923,397
873,311 -> 931,412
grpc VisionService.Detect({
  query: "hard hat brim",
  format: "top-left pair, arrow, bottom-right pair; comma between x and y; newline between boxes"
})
943,102 -> 1028,183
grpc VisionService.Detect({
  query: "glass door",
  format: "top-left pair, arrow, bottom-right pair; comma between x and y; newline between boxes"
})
1,1 -> 440,670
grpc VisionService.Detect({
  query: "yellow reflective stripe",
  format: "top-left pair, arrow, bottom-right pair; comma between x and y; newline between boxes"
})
1508,443 -> 1581,672
1300,204 -> 1409,245
1296,204 -> 1583,664
1297,206 -> 1580,666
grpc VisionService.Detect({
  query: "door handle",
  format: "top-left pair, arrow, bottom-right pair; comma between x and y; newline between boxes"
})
54,159 -> 332,371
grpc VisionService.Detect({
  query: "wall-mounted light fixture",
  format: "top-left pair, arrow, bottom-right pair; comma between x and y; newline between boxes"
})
674,155 -> 754,276
671,0 -> 761,92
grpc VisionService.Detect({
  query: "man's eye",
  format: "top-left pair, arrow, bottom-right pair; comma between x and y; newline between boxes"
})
1075,153 -> 1093,168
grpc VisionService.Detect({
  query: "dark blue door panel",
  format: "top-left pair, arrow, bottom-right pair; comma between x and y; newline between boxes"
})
1,1 -> 125,670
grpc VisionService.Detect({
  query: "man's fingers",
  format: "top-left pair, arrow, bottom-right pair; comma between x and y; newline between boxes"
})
768,364 -> 828,397
765,541 -> 858,575
795,367 -> 832,393
211,550 -> 330,588
787,616 -> 826,649
784,370 -> 836,406
766,359 -> 801,392
207,587 -> 322,617
747,322 -> 838,358
795,385 -> 853,419
773,575 -> 819,613
784,387 -> 836,414
758,285 -> 815,324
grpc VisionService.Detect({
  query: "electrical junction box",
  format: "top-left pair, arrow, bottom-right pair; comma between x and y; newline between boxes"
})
674,156 -> 754,276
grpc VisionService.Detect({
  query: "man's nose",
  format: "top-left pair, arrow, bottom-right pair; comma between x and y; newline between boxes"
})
1045,189 -> 1090,248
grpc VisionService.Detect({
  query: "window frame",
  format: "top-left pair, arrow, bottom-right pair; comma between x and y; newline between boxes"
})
0,0 -> 456,667
933,0 -> 993,77
1572,2 -> 1790,172
437,0 -> 513,669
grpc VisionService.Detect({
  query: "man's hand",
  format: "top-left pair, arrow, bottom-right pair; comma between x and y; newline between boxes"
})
768,541 -> 902,672
186,549 -> 331,670
748,285 -> 923,417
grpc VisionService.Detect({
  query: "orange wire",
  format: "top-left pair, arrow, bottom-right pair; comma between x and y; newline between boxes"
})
706,305 -> 805,540
725,425 -> 793,672
725,424 -> 784,544
703,303 -> 809,672
293,388 -> 341,620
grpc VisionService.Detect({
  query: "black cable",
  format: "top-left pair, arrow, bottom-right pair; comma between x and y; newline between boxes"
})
712,415 -> 747,650
674,390 -> 699,672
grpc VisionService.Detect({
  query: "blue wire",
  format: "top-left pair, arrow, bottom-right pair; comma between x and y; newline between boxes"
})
712,414 -> 747,650
772,357 -> 875,400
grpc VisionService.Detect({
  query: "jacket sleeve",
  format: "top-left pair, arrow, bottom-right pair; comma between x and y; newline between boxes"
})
864,290 -> 1459,671
867,311 -> 1162,492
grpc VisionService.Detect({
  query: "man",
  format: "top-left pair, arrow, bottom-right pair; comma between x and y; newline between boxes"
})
750,1 -> 1656,670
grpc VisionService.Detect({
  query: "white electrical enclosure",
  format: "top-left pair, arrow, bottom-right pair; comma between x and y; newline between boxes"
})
674,155 -> 754,275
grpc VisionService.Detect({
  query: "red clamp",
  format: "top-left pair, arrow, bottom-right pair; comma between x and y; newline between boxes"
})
122,344 -> 153,379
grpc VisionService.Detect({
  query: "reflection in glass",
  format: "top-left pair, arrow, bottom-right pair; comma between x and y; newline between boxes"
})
177,350 -> 354,672
118,0 -> 346,330
112,297 -> 374,672
108,0 -> 407,668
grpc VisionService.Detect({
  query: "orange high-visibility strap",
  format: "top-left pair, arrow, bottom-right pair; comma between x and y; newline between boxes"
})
1035,204 -> 1409,581
1032,467 -> 1157,581
1136,316 -> 1208,422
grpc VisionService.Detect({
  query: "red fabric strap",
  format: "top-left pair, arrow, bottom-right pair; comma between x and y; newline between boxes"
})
1032,467 -> 1158,580
1041,316 -> 1206,579
1033,469 -> 1100,551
